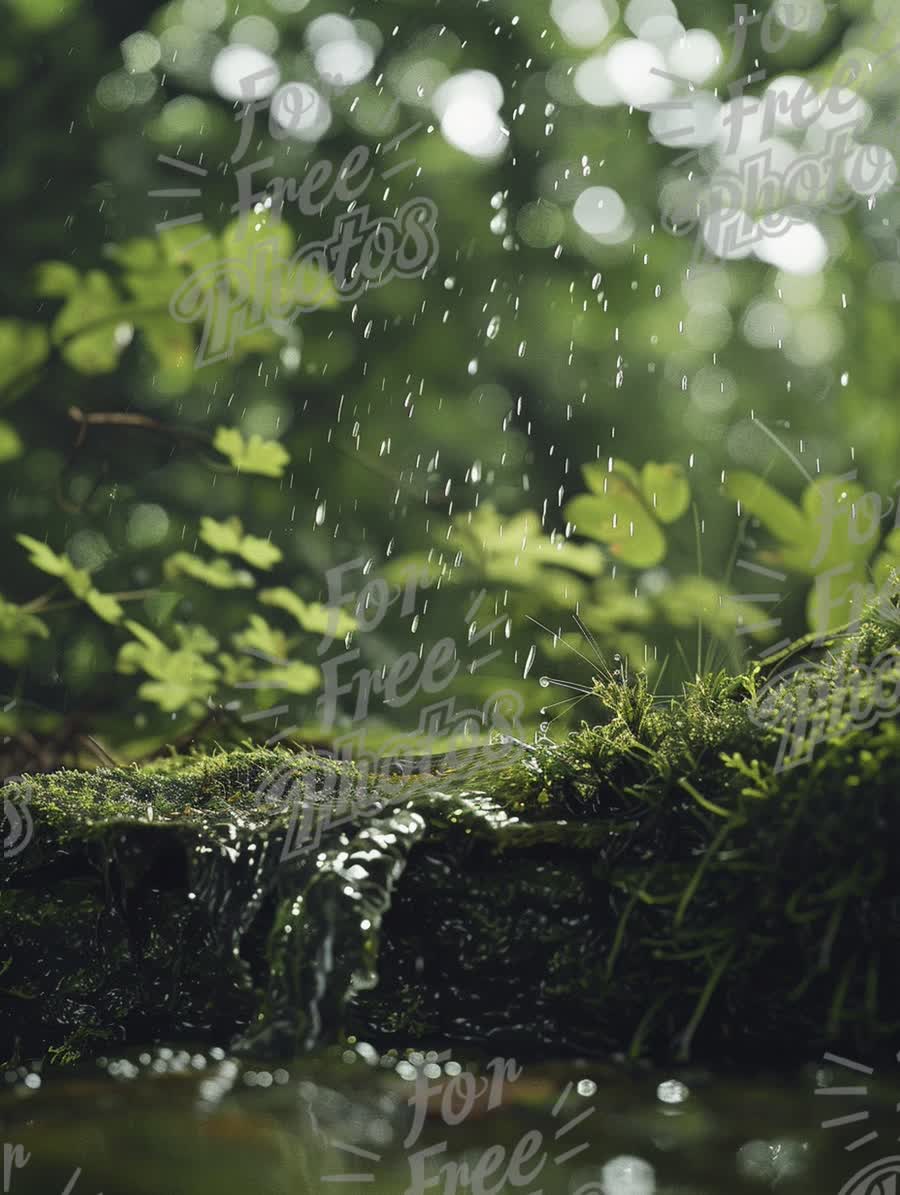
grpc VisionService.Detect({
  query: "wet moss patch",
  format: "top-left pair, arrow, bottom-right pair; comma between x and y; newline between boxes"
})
3,601 -> 899,1066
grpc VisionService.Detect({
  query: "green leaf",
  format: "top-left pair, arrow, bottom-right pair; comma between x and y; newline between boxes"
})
117,619 -> 220,712
52,271 -> 124,374
18,546 -> 123,621
84,589 -> 124,625
0,320 -> 49,394
220,210 -> 339,327
577,584 -> 655,632
0,596 -> 49,666
163,551 -> 255,590
790,476 -> 878,573
259,587 -> 358,637
253,660 -> 321,695
159,225 -> 220,272
430,502 -> 601,597
118,260 -> 197,390
288,257 -> 340,311
33,261 -> 80,297
640,462 -> 690,524
199,517 -> 282,569
136,679 -> 201,713
143,591 -> 181,627
173,624 -> 219,655
538,539 -> 605,576
122,619 -> 167,654
873,551 -> 900,592
7,0 -> 78,30
16,535 -> 91,596
873,528 -> 900,594
658,576 -> 772,640
17,534 -> 70,578
232,614 -> 289,662
198,516 -> 244,555
239,535 -> 282,569
105,238 -> 161,270
213,427 -> 290,478
136,678 -> 208,713
222,210 -> 293,301
807,563 -> 873,635
0,421 -> 24,463
564,483 -> 667,568
217,652 -> 257,687
137,315 -> 195,393
721,472 -> 808,545
582,458 -> 642,495
122,263 -> 189,306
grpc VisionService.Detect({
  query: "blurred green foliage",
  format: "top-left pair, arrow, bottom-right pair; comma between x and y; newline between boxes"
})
1,0 -> 898,768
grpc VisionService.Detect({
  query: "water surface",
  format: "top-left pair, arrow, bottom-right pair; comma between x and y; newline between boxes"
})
2,1044 -> 894,1194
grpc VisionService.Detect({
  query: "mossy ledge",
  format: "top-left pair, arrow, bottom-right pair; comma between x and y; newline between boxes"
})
3,600 -> 899,1067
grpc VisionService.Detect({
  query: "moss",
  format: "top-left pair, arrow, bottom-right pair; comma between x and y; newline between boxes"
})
3,597 -> 899,1066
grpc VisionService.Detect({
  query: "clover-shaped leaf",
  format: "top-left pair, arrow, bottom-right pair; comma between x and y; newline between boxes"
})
52,270 -> 125,374
199,516 -> 282,569
566,476 -> 660,568
259,587 -> 358,637
640,462 -> 690,524
198,517 -> 243,555
566,459 -> 689,568
213,427 -> 290,478
164,551 -> 255,590
16,535 -> 75,581
438,502 -> 603,598
251,660 -> 320,695
173,624 -> 219,655
16,534 -> 124,624
117,619 -> 220,713
582,458 -> 642,495
233,614 -> 289,662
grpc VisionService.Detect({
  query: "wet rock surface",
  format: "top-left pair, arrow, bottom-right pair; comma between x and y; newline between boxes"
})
2,609 -> 900,1067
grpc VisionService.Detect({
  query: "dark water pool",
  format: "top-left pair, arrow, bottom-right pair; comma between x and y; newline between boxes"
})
2,1044 -> 896,1194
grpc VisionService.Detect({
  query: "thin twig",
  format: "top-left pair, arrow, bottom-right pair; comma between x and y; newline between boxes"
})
68,406 -> 212,446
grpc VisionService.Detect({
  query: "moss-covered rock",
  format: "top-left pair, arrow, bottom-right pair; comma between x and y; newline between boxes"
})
2,600 -> 899,1066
